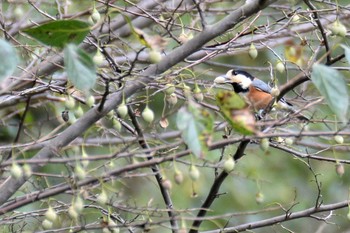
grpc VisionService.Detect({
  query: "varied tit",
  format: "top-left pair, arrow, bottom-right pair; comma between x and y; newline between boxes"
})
215,69 -> 306,119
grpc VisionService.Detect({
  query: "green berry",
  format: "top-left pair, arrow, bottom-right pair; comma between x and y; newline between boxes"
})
112,118 -> 122,132
74,106 -> 84,118
189,165 -> 200,181
248,43 -> 258,59
75,164 -> 86,180
42,219 -> 53,229
330,20 -> 347,37
260,138 -> 269,152
65,96 -> 76,110
255,192 -> 264,204
149,50 -> 162,63
142,106 -> 154,123
164,84 -> 175,95
93,50 -> 104,66
334,135 -> 344,144
97,190 -> 108,204
11,162 -> 23,179
91,8 -> 101,23
223,157 -> 235,173
45,206 -> 58,222
276,61 -> 285,73
117,103 -> 128,118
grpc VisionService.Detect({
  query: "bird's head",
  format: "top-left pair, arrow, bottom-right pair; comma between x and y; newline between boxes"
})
215,69 -> 254,93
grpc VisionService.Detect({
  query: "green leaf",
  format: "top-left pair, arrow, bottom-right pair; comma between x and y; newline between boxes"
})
311,63 -> 349,122
64,44 -> 96,91
23,20 -> 90,48
216,90 -> 255,135
341,44 -> 350,64
176,101 -> 213,158
0,39 -> 18,82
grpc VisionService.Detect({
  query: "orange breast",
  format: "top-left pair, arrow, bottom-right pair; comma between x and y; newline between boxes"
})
246,86 -> 273,110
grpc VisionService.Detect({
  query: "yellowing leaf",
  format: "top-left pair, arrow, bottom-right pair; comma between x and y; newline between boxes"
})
216,90 -> 255,135
122,15 -> 151,48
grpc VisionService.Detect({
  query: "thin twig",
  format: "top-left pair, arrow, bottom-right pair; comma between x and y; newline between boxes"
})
303,0 -> 331,64
127,105 -> 179,233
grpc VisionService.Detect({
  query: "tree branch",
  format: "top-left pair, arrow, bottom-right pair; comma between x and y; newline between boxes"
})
201,200 -> 349,233
189,140 -> 250,233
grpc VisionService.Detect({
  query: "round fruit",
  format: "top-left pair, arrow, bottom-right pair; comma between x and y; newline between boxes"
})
174,170 -> 184,184
260,138 -> 269,152
162,179 -> 172,190
292,14 -> 300,22
74,106 -> 84,118
22,164 -> 32,177
75,164 -> 86,180
42,219 -> 53,229
285,137 -> 294,146
149,50 -> 162,63
166,93 -> 178,106
142,106 -> 155,123
117,103 -> 128,118
93,50 -> 104,66
14,7 -> 24,19
107,110 -> 115,118
193,85 -> 203,102
97,190 -> 108,204
276,61 -> 285,73
248,43 -> 258,59
11,162 -> 23,179
73,196 -> 84,213
336,163 -> 345,177
164,84 -> 175,95
223,157 -> 235,173
270,87 -> 280,97
112,118 -> 122,132
255,192 -> 264,204
68,206 -> 79,219
330,21 -> 347,37
81,149 -> 89,168
91,8 -> 101,23
334,135 -> 344,144
45,206 -> 58,222
183,84 -> 191,97
65,96 -> 76,110
189,165 -> 200,181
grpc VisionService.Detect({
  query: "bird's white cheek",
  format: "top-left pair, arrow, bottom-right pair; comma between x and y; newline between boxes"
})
241,78 -> 252,89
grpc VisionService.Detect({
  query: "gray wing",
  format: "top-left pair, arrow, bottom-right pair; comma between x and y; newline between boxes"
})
253,79 -> 293,107
252,79 -> 271,93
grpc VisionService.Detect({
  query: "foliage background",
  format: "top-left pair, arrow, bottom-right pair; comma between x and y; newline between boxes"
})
0,0 -> 350,233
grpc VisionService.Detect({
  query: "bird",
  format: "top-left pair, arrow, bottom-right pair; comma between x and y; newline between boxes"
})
215,69 -> 307,120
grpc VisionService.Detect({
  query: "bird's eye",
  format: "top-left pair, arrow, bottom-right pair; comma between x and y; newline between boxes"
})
231,70 -> 237,75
